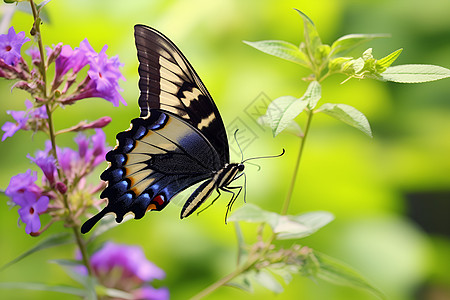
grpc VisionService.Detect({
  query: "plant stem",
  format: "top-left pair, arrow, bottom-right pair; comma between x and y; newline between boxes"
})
29,0 -> 57,160
280,109 -> 314,215
73,225 -> 94,276
190,267 -> 243,300
28,0 -> 94,278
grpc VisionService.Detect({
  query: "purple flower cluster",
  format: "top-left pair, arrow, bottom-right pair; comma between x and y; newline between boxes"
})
78,242 -> 169,300
0,26 -> 126,106
54,40 -> 127,107
0,26 -> 123,234
4,129 -> 110,235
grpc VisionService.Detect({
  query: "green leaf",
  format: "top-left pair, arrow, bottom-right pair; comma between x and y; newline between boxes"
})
262,95 -> 308,137
234,222 -> 248,265
228,203 -> 279,229
259,81 -> 320,137
267,265 -> 298,284
51,259 -> 97,299
227,274 -> 253,293
243,40 -> 309,67
274,211 -> 334,240
258,115 -> 303,137
51,259 -> 91,285
351,57 -> 365,73
314,251 -> 386,299
0,282 -> 87,297
303,81 -> 321,110
294,9 -> 322,61
316,103 -> 372,137
376,48 -> 403,72
1,233 -> 73,271
36,0 -> 52,11
252,270 -> 284,293
331,34 -> 390,57
362,48 -> 374,61
329,57 -> 354,73
16,1 -> 51,23
379,64 -> 450,83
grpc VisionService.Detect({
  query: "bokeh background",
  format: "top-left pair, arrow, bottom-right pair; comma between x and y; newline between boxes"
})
1,0 -> 449,299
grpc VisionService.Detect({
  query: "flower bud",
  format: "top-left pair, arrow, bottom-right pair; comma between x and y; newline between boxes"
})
56,182 -> 68,194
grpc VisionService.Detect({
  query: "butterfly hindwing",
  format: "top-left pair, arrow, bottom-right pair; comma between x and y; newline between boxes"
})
134,24 -> 229,165
80,109 -> 222,234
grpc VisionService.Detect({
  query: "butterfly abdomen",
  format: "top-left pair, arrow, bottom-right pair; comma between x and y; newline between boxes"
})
180,163 -> 245,219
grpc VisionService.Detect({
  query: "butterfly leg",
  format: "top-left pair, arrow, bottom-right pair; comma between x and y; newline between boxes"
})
196,189 -> 222,216
220,185 -> 243,223
229,172 -> 247,203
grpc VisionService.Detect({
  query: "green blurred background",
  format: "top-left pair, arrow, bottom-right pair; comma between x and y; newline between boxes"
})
1,0 -> 449,299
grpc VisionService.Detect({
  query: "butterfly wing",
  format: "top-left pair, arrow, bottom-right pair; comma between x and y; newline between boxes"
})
81,109 -> 222,234
134,24 -> 229,165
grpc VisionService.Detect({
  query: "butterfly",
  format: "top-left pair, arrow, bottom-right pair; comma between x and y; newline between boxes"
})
81,25 -> 246,234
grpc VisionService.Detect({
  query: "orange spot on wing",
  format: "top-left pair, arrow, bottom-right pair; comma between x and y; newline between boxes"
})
146,203 -> 157,211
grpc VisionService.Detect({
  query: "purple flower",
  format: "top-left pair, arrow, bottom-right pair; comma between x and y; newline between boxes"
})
41,129 -> 109,181
72,39 -> 97,73
74,133 -> 90,159
76,242 -> 168,299
1,109 -> 28,141
83,116 -> 111,129
59,39 -> 126,106
55,44 -> 75,77
90,129 -> 108,167
5,169 -> 41,198
85,45 -> 126,107
56,146 -> 77,174
5,170 -> 49,234
90,242 -> 166,282
0,27 -> 30,65
1,100 -> 48,141
73,129 -> 109,169
26,46 -> 41,65
25,99 -> 48,119
14,191 -> 49,234
27,150 -> 57,185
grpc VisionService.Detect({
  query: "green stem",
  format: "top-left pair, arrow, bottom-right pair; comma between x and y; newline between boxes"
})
29,0 -> 57,159
191,223 -> 276,299
190,253 -> 260,300
73,225 -> 94,275
29,0 -> 47,93
280,109 -> 314,215
29,0 -> 94,278
190,267 -> 244,300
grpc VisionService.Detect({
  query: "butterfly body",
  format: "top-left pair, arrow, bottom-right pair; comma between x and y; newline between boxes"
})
181,162 -> 244,219
81,25 -> 244,234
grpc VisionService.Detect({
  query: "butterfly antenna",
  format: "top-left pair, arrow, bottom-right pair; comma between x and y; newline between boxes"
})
242,148 -> 285,164
233,129 -> 244,162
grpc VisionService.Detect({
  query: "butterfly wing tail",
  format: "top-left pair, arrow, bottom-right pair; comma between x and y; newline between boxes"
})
81,207 -> 110,234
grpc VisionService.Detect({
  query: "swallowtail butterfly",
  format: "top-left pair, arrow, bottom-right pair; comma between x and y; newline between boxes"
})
81,25 -> 246,234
